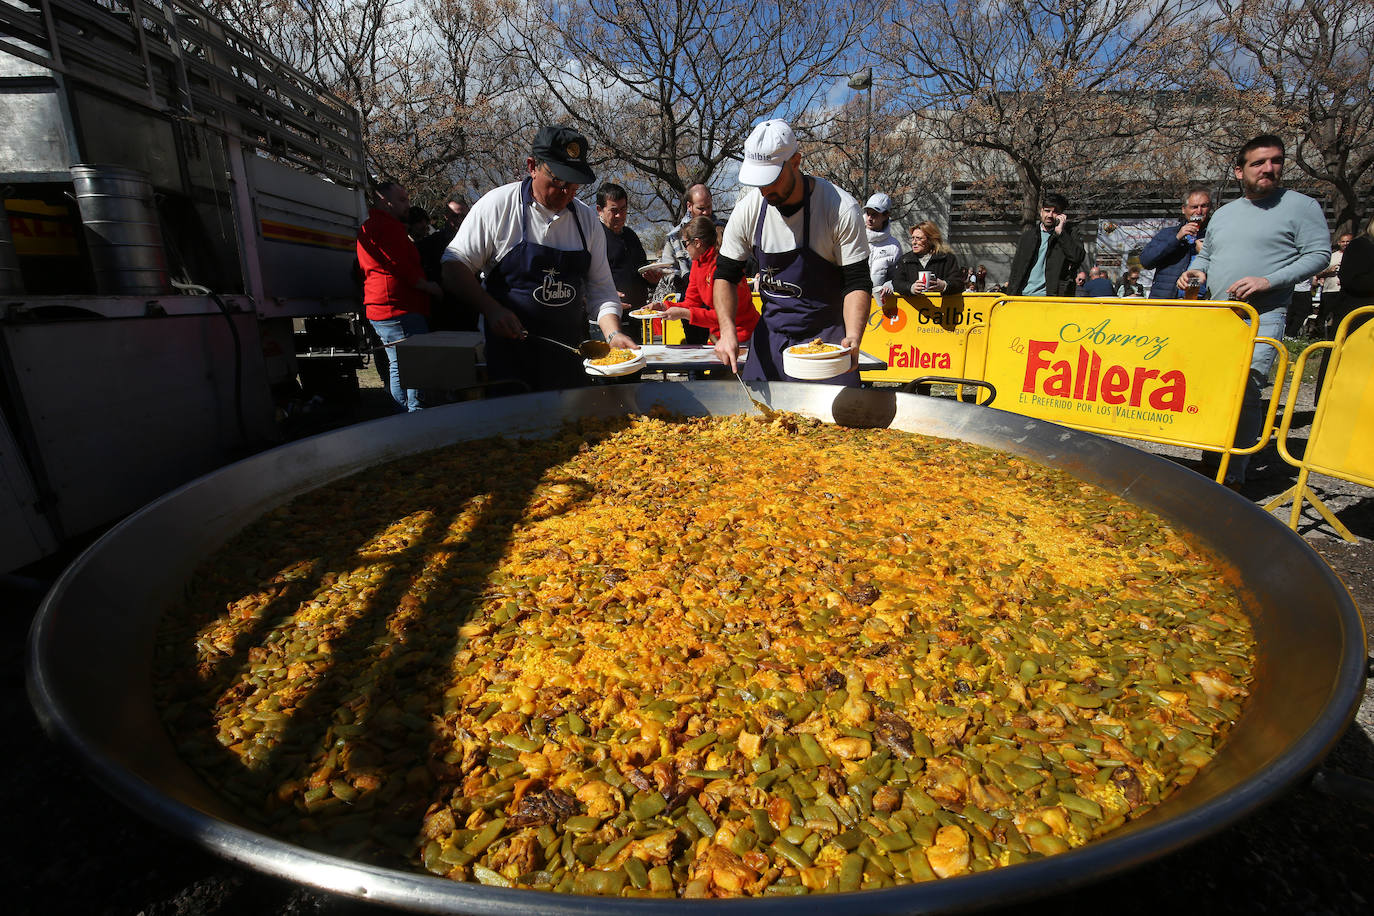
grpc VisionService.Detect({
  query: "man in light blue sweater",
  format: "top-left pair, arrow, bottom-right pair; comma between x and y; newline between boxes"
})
1181,134 -> 1331,485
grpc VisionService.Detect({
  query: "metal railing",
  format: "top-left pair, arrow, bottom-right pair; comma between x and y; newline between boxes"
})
0,0 -> 365,186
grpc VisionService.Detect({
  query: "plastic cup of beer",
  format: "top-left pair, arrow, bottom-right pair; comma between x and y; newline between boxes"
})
1184,278 -> 1201,300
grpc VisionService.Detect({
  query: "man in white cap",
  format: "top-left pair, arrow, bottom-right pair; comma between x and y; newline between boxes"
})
863,192 -> 903,305
712,118 -> 870,384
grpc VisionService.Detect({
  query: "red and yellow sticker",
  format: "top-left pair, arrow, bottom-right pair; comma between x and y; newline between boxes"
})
5,199 -> 80,256
259,219 -> 356,252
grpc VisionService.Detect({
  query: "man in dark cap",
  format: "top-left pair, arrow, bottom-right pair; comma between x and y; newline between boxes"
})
441,125 -> 634,390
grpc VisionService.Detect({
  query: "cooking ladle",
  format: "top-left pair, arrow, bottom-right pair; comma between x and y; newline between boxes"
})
735,372 -> 779,420
526,334 -> 611,360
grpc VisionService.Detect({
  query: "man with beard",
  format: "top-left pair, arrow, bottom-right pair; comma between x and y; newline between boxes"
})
711,119 -> 870,384
1007,192 -> 1084,296
441,125 -> 633,391
1179,134 -> 1330,485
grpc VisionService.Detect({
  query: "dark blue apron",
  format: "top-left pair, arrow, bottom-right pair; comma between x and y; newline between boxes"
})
748,184 -> 859,386
484,178 -> 592,391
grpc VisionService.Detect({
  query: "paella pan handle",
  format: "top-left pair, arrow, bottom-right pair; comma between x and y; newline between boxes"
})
902,375 -> 997,406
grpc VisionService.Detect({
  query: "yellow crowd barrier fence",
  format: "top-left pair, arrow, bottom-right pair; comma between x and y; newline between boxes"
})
1265,304 -> 1374,542
967,297 -> 1286,482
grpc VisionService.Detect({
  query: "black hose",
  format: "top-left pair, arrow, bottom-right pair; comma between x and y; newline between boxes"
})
206,290 -> 249,444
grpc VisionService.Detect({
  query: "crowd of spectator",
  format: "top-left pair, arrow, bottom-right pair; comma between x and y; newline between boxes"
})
357,128 -> 1369,490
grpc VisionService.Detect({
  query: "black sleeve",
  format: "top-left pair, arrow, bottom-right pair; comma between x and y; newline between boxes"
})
1339,237 -> 1374,297
842,259 -> 870,295
715,254 -> 746,285
890,254 -> 917,296
1058,227 -> 1086,272
938,253 -> 965,293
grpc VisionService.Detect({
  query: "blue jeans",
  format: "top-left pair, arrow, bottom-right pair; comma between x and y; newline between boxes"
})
1229,305 -> 1287,482
370,313 -> 429,412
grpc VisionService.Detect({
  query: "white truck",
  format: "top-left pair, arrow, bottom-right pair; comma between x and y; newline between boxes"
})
0,0 -> 370,571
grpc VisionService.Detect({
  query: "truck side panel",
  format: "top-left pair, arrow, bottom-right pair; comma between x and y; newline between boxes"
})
2,300 -> 274,538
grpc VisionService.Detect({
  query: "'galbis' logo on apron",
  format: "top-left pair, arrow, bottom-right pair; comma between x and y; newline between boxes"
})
757,267 -> 802,299
534,268 -> 578,307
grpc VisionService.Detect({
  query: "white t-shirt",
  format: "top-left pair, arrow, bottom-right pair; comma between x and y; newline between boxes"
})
1326,249 -> 1343,293
720,178 -> 870,271
442,179 -> 621,322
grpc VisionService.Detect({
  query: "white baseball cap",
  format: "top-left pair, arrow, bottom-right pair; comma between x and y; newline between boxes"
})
864,193 -> 892,213
739,119 -> 799,186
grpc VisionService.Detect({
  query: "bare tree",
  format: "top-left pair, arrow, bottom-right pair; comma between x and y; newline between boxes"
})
504,0 -> 883,219
883,0 -> 1217,225
1212,0 -> 1374,232
366,0 -> 533,206
201,0 -> 531,207
202,0 -> 414,164
805,92 -> 956,227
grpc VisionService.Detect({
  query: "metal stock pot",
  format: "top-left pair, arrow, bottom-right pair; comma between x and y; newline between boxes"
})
27,382 -> 1366,913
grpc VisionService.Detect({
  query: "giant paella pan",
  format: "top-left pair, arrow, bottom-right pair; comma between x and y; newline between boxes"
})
27,382 -> 1366,912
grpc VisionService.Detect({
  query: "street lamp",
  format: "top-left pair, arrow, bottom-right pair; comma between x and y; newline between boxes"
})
847,67 -> 873,198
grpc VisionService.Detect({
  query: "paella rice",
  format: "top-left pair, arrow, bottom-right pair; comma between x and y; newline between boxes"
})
787,339 -> 844,356
589,348 -> 638,366
156,412 -> 1254,897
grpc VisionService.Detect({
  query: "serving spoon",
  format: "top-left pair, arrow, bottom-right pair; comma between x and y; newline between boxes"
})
526,334 -> 611,359
735,372 -> 779,420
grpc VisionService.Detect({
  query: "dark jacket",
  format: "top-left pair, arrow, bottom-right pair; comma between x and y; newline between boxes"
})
891,250 -> 965,296
1338,234 -> 1374,299
1140,221 -> 1205,298
1080,277 -> 1115,297
417,225 -> 479,331
603,224 -> 649,311
1007,222 -> 1085,296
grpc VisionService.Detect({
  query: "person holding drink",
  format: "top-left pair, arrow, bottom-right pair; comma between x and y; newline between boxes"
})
1141,185 -> 1212,299
890,221 -> 965,299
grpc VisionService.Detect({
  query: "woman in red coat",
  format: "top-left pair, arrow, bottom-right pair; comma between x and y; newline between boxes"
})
661,216 -> 759,342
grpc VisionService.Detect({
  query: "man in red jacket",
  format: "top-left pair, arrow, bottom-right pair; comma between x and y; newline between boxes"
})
357,182 -> 442,411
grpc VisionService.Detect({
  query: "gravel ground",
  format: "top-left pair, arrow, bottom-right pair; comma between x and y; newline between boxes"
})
8,373 -> 1371,915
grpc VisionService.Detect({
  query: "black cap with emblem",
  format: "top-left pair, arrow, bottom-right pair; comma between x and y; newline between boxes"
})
531,125 -> 596,185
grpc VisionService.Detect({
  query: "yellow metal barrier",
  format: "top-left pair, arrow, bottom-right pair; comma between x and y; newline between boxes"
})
1265,304 -> 1374,542
859,292 -> 996,386
971,297 -> 1287,482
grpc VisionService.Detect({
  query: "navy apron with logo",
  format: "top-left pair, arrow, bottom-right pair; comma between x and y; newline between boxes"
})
748,187 -> 859,386
484,178 -> 592,391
